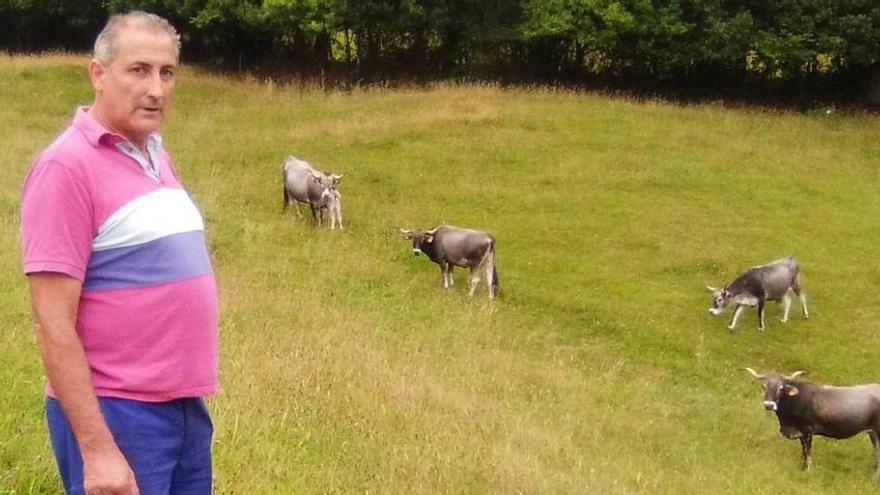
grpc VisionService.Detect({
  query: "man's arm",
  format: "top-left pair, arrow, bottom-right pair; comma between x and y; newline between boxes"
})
28,273 -> 139,495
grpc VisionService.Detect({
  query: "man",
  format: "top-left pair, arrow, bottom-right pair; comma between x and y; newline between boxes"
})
20,12 -> 217,495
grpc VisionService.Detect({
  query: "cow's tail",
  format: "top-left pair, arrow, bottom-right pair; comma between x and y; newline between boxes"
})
488,238 -> 499,298
282,167 -> 290,212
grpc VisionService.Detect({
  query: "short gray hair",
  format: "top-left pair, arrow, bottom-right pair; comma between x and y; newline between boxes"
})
93,11 -> 181,65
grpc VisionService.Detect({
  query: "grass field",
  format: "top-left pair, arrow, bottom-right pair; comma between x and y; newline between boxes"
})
2,53 -> 880,494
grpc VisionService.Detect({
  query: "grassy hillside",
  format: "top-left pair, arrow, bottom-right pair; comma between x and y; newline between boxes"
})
2,54 -> 880,494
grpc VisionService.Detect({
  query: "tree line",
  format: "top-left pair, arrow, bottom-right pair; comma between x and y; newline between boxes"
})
3,0 -> 879,104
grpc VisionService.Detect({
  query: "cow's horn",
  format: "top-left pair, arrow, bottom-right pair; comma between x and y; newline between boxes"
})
744,367 -> 766,380
706,285 -> 719,292
425,228 -> 438,235
786,371 -> 806,380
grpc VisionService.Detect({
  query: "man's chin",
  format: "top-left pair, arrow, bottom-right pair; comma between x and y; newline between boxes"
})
131,120 -> 163,136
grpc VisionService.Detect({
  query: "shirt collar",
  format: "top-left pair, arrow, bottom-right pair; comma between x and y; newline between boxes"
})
72,106 -> 162,150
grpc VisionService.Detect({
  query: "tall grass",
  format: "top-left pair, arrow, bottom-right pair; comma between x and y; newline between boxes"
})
2,54 -> 880,493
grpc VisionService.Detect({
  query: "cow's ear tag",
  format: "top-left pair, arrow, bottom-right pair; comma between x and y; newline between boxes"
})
787,386 -> 799,397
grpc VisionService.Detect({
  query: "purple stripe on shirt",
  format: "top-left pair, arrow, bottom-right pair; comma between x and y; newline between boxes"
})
84,230 -> 212,291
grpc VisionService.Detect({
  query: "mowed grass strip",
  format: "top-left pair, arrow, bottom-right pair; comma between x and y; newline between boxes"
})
2,54 -> 880,493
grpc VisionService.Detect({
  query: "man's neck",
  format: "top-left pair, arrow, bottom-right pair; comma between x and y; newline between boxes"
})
88,105 -> 148,153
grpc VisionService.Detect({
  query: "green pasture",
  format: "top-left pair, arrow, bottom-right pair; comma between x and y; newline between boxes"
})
2,54 -> 880,494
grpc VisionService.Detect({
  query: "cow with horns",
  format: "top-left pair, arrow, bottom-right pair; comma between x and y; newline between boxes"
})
399,226 -> 499,299
281,155 -> 343,228
746,368 -> 880,478
707,256 -> 808,331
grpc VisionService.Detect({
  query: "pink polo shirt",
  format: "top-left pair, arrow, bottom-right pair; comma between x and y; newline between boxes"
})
21,107 -> 218,402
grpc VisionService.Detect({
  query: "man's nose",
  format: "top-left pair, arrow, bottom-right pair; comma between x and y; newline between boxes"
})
145,72 -> 164,99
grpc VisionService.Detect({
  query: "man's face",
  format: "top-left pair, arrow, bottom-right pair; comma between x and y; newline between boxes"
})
89,24 -> 177,146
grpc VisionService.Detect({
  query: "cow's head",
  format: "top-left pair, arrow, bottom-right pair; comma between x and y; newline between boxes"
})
310,171 -> 335,191
745,368 -> 806,411
319,187 -> 340,208
399,228 -> 437,256
706,285 -> 731,315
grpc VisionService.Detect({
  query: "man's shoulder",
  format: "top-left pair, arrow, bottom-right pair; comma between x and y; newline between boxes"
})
30,121 -> 100,177
39,122 -> 87,163
25,124 -> 97,191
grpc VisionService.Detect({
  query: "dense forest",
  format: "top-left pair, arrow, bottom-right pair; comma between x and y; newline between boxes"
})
2,0 -> 879,104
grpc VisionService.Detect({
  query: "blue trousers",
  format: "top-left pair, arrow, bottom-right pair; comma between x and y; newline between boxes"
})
46,396 -> 213,495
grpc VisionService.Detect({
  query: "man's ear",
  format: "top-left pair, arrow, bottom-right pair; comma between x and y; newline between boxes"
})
88,59 -> 107,93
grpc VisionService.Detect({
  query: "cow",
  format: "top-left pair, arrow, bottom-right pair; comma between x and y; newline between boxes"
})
399,225 -> 499,299
319,187 -> 343,230
745,368 -> 880,478
707,256 -> 808,331
281,155 -> 343,227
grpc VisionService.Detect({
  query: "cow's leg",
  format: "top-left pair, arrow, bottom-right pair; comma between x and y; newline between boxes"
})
447,266 -> 453,287
800,433 -> 812,470
870,431 -> 880,480
757,298 -> 766,331
289,199 -> 302,217
799,292 -> 809,319
792,276 -> 808,319
328,205 -> 335,229
441,263 -> 451,289
310,204 -> 320,226
728,304 -> 746,331
781,293 -> 792,323
336,205 -> 343,230
468,266 -> 481,297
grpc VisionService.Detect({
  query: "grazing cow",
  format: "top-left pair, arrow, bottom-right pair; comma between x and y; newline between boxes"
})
707,256 -> 808,331
281,156 -> 343,227
399,225 -> 499,298
745,368 -> 880,478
